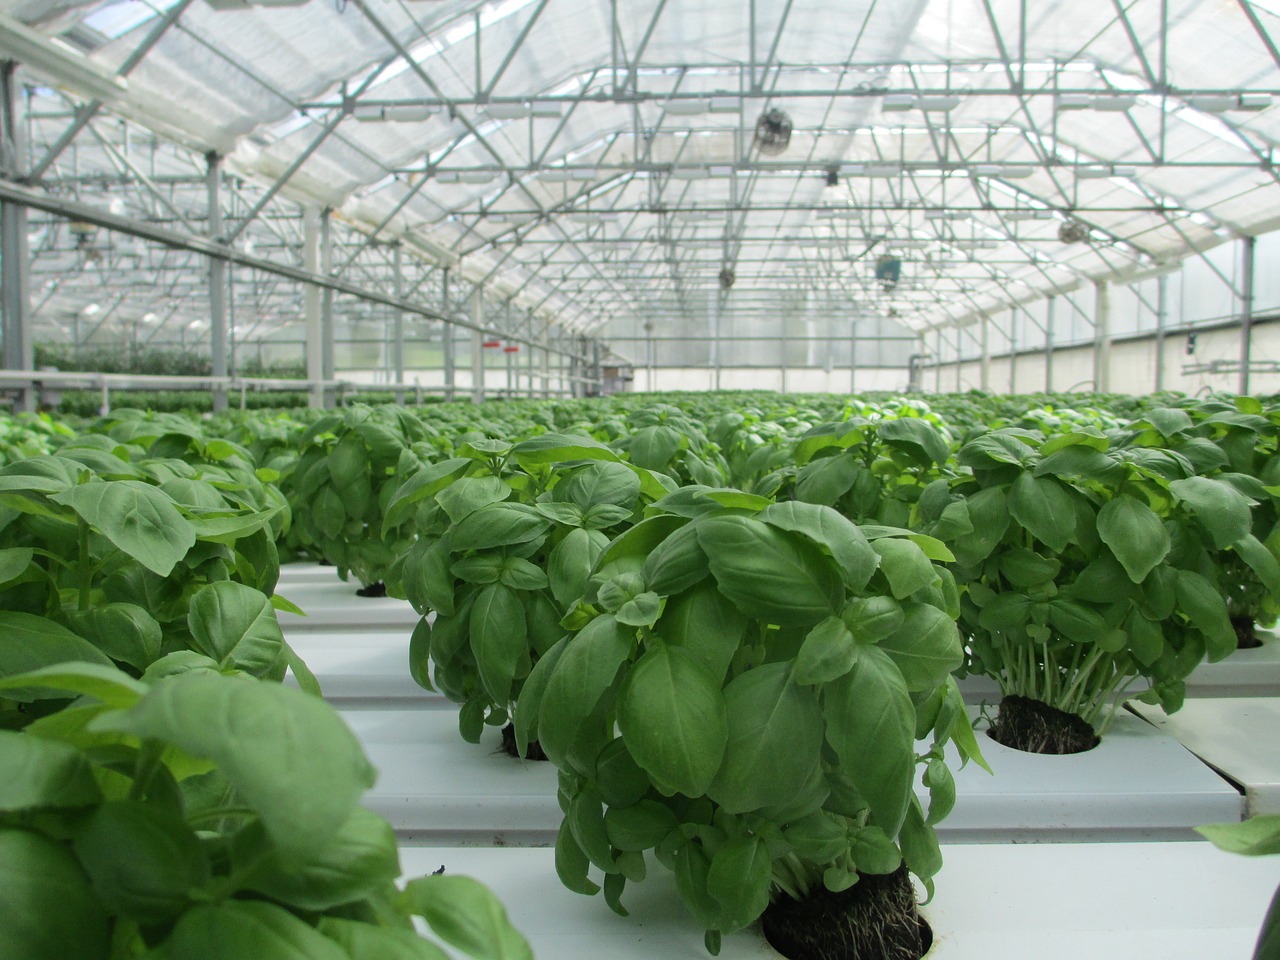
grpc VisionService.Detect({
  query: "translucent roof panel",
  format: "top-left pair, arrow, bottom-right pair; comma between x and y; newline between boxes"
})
5,0 -> 1280,342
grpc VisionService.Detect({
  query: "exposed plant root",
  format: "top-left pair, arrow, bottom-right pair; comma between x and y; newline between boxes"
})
988,694 -> 1099,755
762,863 -> 930,960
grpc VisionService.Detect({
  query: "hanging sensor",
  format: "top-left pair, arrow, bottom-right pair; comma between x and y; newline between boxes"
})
1186,332 -> 1197,355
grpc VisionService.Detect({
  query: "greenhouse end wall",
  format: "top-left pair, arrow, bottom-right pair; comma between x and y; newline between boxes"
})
932,321 -> 1280,397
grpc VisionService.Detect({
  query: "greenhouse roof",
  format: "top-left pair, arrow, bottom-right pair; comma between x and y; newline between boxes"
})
4,0 -> 1280,346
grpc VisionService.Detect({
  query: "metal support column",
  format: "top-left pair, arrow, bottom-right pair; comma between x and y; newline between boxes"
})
1240,235 -> 1256,395
848,320 -> 858,395
320,210 -> 335,406
1155,273 -> 1168,392
441,269 -> 455,401
1008,310 -> 1018,394
711,296 -> 721,391
392,243 -> 405,403
0,62 -> 32,411
591,338 -> 603,396
933,329 -> 943,394
1094,279 -> 1111,393
541,327 -> 552,398
979,316 -> 991,391
207,153 -> 228,412
526,312 -> 535,397
303,205 -> 323,408
1045,296 -> 1056,392
470,287 -> 484,404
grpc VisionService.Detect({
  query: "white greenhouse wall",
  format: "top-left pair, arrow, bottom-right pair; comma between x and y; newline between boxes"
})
630,367 -> 912,394
930,321 -> 1280,396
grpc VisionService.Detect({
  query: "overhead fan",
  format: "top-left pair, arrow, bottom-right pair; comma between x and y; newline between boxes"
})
753,108 -> 793,155
719,267 -> 736,289
874,254 -> 901,291
1058,218 -> 1090,244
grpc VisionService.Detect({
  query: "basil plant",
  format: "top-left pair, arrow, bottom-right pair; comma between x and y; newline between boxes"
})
516,489 -> 986,955
394,434 -> 668,748
764,415 -> 955,528
0,443 -> 312,704
932,426 -> 1263,751
0,662 -> 532,960
286,405 -> 436,592
1125,400 -> 1280,647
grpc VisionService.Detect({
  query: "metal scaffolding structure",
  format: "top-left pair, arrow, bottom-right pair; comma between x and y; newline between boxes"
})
0,0 -> 1279,402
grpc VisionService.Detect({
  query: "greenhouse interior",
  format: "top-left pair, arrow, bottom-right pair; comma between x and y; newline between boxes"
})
3,1 -> 1280,958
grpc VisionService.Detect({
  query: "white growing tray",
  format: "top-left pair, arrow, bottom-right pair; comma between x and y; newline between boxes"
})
276,561 -> 347,585
946,709 -> 1243,840
397,842 -> 1280,960
1129,698 -> 1280,816
274,578 -> 421,631
342,708 -> 1243,843
1185,630 -> 1280,698
284,629 -> 442,704
341,709 -> 560,843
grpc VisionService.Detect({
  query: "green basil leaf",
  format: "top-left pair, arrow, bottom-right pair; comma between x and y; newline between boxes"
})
0,662 -> 146,708
794,454 -> 859,506
795,615 -> 860,685
470,584 -> 527,705
1097,495 -> 1169,583
401,873 -> 533,960
0,611 -> 113,699
318,917 -> 451,960
499,557 -> 549,591
1007,473 -> 1076,554
549,527 -> 606,607
870,538 -> 936,599
511,433 -> 621,466
73,800 -> 208,923
0,730 -> 102,811
236,807 -> 399,911
605,798 -> 679,851
52,479 -> 196,576
556,461 -> 641,511
538,617 -> 633,774
436,476 -> 511,524
0,828 -> 109,960
617,643 -> 728,798
822,646 -> 914,837
0,546 -> 32,584
1169,476 -> 1253,549
1233,533 -> 1280,595
642,521 -> 710,596
1196,815 -> 1280,856
187,581 -> 285,676
708,663 -> 823,814
696,515 -> 842,627
150,899 -> 348,960
1175,569 -> 1235,661
656,582 -> 746,683
877,603 -> 963,691
759,501 -> 880,592
451,503 -> 551,551
628,425 -> 683,471
706,835 -> 772,932
97,673 -> 375,859
554,817 -> 600,895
